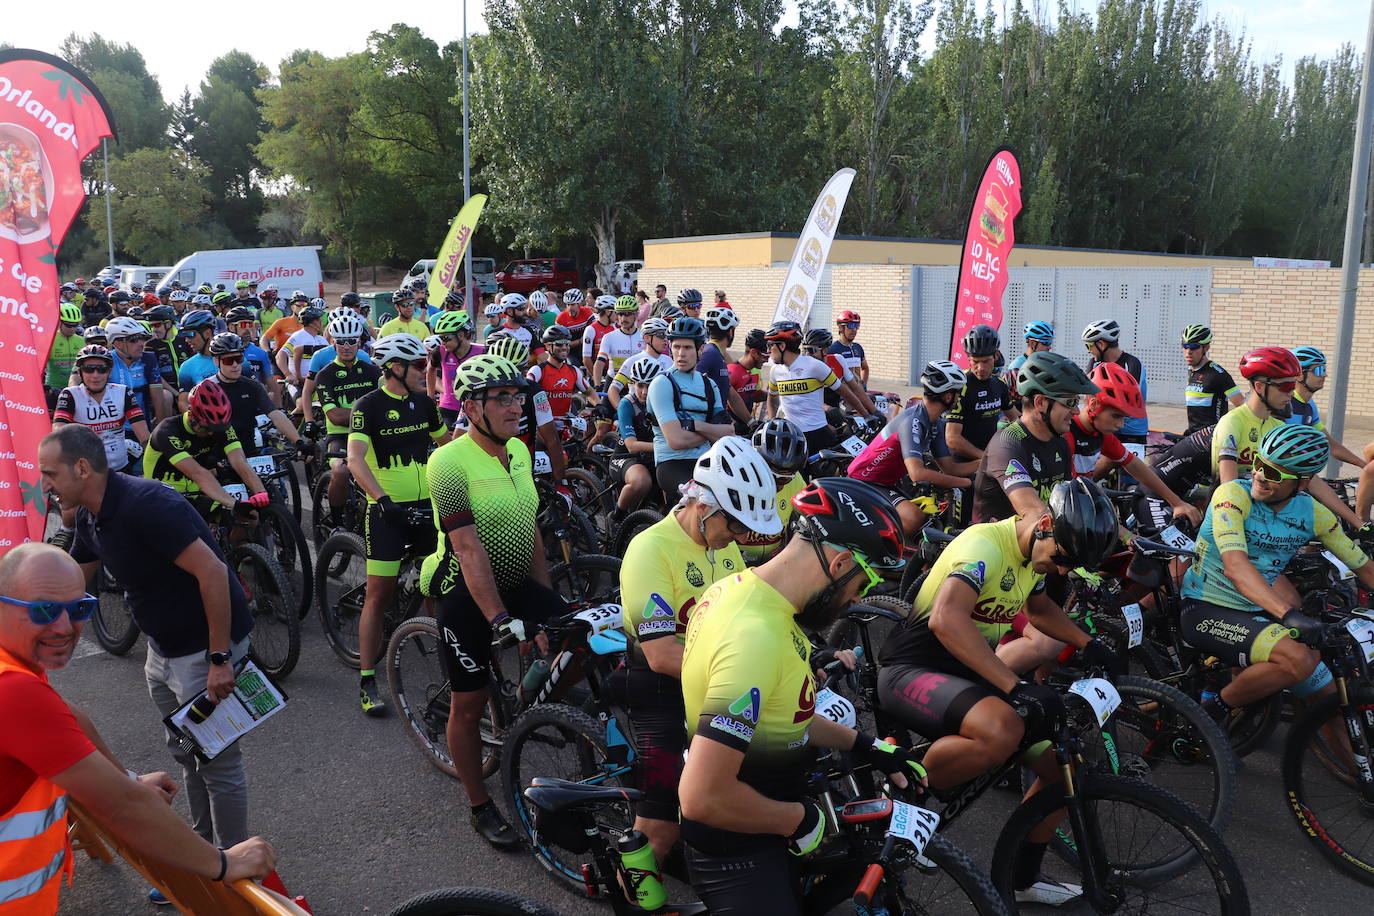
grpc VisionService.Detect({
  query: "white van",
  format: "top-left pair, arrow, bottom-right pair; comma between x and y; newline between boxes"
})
120,265 -> 172,291
405,259 -> 437,288
157,246 -> 323,297
408,256 -> 497,295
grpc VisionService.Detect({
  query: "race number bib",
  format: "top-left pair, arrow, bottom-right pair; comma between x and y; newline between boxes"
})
814,687 -> 857,729
1157,524 -> 1196,553
222,483 -> 249,502
533,452 -> 553,475
1346,617 -> 1374,662
1069,677 -> 1122,726
1120,603 -> 1144,648
887,800 -> 940,856
247,455 -> 277,476
574,603 -> 623,636
839,435 -> 865,456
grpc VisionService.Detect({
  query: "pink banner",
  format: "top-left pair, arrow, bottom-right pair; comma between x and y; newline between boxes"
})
949,148 -> 1022,369
0,51 -> 115,552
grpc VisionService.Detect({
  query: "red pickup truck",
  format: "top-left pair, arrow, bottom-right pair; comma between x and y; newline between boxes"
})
495,258 -> 580,294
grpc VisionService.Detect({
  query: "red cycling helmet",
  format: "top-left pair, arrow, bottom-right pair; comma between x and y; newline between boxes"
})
1088,362 -> 1146,419
188,378 -> 233,431
142,293 -> 161,306
1239,346 -> 1300,381
836,310 -> 861,325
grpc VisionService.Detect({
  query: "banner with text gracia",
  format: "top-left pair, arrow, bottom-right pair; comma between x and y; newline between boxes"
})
0,51 -> 115,552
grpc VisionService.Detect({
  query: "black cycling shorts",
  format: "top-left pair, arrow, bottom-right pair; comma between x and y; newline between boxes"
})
325,432 -> 350,460
624,664 -> 687,822
610,452 -> 652,486
655,458 -> 696,503
802,425 -> 836,454
878,663 -> 1000,739
684,839 -> 802,916
1179,598 -> 1291,668
363,500 -> 436,577
435,574 -> 566,693
439,406 -> 462,429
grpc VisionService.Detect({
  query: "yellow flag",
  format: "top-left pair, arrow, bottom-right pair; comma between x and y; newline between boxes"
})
428,194 -> 488,304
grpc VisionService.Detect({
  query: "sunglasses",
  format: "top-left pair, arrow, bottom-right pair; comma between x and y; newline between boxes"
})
407,359 -> 429,370
1181,344 -> 1204,351
708,508 -> 751,536
334,338 -> 360,347
479,391 -> 527,407
1263,379 -> 1298,392
1307,365 -> 1327,378
79,363 -> 111,374
1049,552 -> 1076,570
60,322 -> 79,329
838,321 -> 860,329
1253,456 -> 1302,485
1,593 -> 98,625
437,334 -> 456,343
218,355 -> 244,366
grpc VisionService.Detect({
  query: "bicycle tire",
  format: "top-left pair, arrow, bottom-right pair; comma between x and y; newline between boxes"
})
235,542 -> 301,679
90,565 -> 140,656
989,773 -> 1249,913
316,530 -> 368,668
565,466 -> 613,518
310,471 -> 365,549
1282,692 -> 1374,886
255,501 -> 313,621
547,553 -> 622,605
283,456 -> 303,522
500,703 -> 635,895
386,616 -> 508,779
611,507 -> 664,557
384,886 -> 561,916
1225,690 -> 1284,758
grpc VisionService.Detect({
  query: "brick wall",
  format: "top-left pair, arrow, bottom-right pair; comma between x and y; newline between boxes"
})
1211,267 -> 1374,420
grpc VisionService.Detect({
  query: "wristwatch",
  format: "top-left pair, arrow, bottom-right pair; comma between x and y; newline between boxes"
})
206,650 -> 232,666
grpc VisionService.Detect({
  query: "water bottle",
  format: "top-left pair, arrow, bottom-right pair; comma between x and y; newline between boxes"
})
521,657 -> 550,699
616,830 -> 666,910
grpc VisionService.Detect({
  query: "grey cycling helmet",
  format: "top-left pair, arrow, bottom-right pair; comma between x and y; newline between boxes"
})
921,360 -> 966,395
752,417 -> 808,474
1082,319 -> 1121,345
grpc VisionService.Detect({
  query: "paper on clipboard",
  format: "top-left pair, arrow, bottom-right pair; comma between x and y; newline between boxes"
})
163,661 -> 288,761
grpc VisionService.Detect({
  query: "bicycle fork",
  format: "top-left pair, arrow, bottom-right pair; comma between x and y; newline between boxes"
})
1335,679 -> 1374,809
1058,755 -> 1122,912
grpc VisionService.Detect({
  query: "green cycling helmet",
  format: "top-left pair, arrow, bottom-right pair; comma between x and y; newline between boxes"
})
432,310 -> 472,335
453,354 -> 525,402
1257,423 -> 1329,476
59,303 -> 83,325
1016,351 -> 1100,401
614,295 -> 638,313
486,332 -> 530,367
1180,325 -> 1213,346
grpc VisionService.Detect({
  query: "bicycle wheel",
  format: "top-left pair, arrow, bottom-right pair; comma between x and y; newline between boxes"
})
500,703 -> 635,894
236,543 -> 301,679
540,500 -> 598,567
564,466 -> 613,519
990,773 -> 1249,913
547,553 -> 622,605
255,501 -> 313,621
384,886 -> 561,916
1282,693 -> 1374,886
316,530 -> 367,668
90,565 -> 140,656
611,507 -> 664,557
282,457 -> 303,522
878,834 -> 1008,916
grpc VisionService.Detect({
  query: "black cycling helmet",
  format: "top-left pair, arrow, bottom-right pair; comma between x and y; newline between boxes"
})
209,332 -> 245,357
224,306 -> 256,324
109,290 -> 131,305
666,316 -> 706,344
299,306 -> 325,325
542,324 -> 572,344
145,305 -> 177,323
791,478 -> 905,570
744,328 -> 767,352
752,417 -> 808,473
444,289 -> 465,309
803,328 -> 833,350
676,288 -> 703,306
1047,478 -> 1119,570
340,291 -> 362,310
962,324 -> 1000,358
1016,351 -> 1099,401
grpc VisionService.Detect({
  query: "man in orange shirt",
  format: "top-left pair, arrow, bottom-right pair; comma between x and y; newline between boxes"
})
259,292 -> 308,358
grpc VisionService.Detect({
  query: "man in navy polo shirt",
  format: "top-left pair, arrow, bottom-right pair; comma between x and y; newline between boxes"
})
38,424 -> 256,855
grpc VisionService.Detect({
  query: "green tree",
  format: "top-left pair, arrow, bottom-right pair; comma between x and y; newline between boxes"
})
86,148 -> 213,264
60,33 -> 169,152
191,51 -> 269,242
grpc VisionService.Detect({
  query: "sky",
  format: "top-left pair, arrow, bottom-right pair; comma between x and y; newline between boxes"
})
5,0 -> 1369,105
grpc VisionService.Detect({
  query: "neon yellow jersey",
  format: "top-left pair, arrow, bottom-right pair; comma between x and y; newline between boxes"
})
682,570 -> 815,802
1211,403 -> 1282,476
379,316 -> 431,338
911,517 -> 1045,646
735,472 -> 805,565
620,510 -> 745,654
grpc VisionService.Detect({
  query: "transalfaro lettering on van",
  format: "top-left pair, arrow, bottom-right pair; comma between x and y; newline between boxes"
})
217,267 -> 307,282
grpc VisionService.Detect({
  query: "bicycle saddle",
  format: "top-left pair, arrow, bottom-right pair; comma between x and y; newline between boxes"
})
523,778 -> 642,814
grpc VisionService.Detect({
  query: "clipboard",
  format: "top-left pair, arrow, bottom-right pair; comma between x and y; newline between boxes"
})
162,660 -> 289,763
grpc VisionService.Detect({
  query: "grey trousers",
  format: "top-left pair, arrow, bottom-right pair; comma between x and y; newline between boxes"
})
145,636 -> 252,848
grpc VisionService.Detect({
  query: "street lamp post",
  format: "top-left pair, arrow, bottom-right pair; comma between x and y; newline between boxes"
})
462,0 -> 473,303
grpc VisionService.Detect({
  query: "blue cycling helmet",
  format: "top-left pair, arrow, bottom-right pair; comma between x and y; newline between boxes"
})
1024,320 -> 1054,343
1291,346 -> 1326,370
1258,424 -> 1329,476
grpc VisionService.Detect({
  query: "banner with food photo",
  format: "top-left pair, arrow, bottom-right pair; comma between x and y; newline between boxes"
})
772,168 -> 855,327
949,147 -> 1022,369
0,50 -> 115,551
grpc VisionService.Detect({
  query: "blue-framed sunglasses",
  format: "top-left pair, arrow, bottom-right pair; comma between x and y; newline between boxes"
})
0,594 -> 98,625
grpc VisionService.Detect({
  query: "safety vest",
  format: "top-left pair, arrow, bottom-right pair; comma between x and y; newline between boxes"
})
0,647 -> 73,914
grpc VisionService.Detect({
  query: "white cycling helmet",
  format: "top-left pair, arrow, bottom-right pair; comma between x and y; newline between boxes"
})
529,290 -> 549,309
564,288 -> 584,305
703,306 -> 739,334
372,333 -> 428,365
594,294 -> 618,312
625,355 -> 665,384
920,359 -> 966,394
169,289 -> 189,302
191,293 -> 213,307
500,292 -> 528,311
1082,319 -> 1121,345
328,310 -> 366,339
692,436 -> 782,536
640,317 -> 670,337
309,297 -> 327,310
105,316 -> 149,340
423,335 -> 443,352
483,302 -> 504,317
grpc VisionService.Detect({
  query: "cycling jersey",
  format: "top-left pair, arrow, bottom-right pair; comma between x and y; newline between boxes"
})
348,387 -> 446,503
217,375 -> 276,452
431,344 -> 484,412
515,385 -> 555,446
314,359 -> 383,435
1183,479 -> 1367,612
53,383 -> 143,470
766,354 -> 840,433
848,403 -> 950,487
609,351 -> 672,395
880,517 -> 1047,665
497,322 -> 537,354
261,316 -> 301,351
827,339 -> 865,375
378,315 -> 430,338
1286,392 -> 1324,430
257,305 -> 284,331
817,351 -> 855,408
147,338 -> 182,387
241,344 -> 275,387
735,472 -> 805,564
616,395 -> 652,443
420,433 -> 539,597
284,328 -> 328,360
945,375 -> 1014,454
1150,425 -> 1213,497
45,332 -> 83,389
556,307 -> 592,340
646,369 -> 722,464
1065,413 -> 1132,477
697,342 -> 734,409
681,570 -> 815,853
1185,361 -> 1239,434
1089,352 -> 1148,438
526,360 -> 586,420
580,320 -> 616,363
595,328 -> 644,371
973,420 -> 1071,521
143,414 -> 243,494
1211,403 -> 1282,476
728,362 -> 762,410
110,349 -> 160,418
621,511 -> 745,664
177,352 -> 216,390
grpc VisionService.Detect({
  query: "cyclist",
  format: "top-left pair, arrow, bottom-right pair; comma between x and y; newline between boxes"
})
145,304 -> 186,390
1181,325 -> 1241,435
764,321 -> 876,452
53,344 -> 150,478
525,325 -> 590,431
876,478 -> 1120,906
621,437 -> 779,866
829,309 -> 870,386
646,317 -> 737,502
259,291 -> 307,358
427,310 -> 485,429
728,328 -> 768,422
420,354 -> 563,848
607,317 -> 672,410
974,351 -> 1097,523
593,296 -> 645,387
528,289 -> 557,330
105,316 -> 170,428
1182,424 -> 1374,725
1287,346 -> 1369,467
697,303 -> 753,423
803,328 -> 878,418
678,478 -> 927,914
280,305 -> 328,384
943,325 -> 1018,523
1008,321 -> 1054,381
143,378 -> 271,513
479,301 -> 504,344
580,294 -> 618,375
736,418 -> 808,564
46,303 -> 85,411
379,288 -> 431,339
1082,319 -> 1148,459
347,333 -> 449,717
257,285 -> 284,330
206,333 -> 311,460
176,309 -> 220,394
1149,423 -> 1215,505
99,290 -> 134,327
610,357 -> 663,521
848,360 -> 972,537
305,310 -> 381,521
494,293 -> 537,353
555,287 -> 591,363
485,334 -> 566,482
